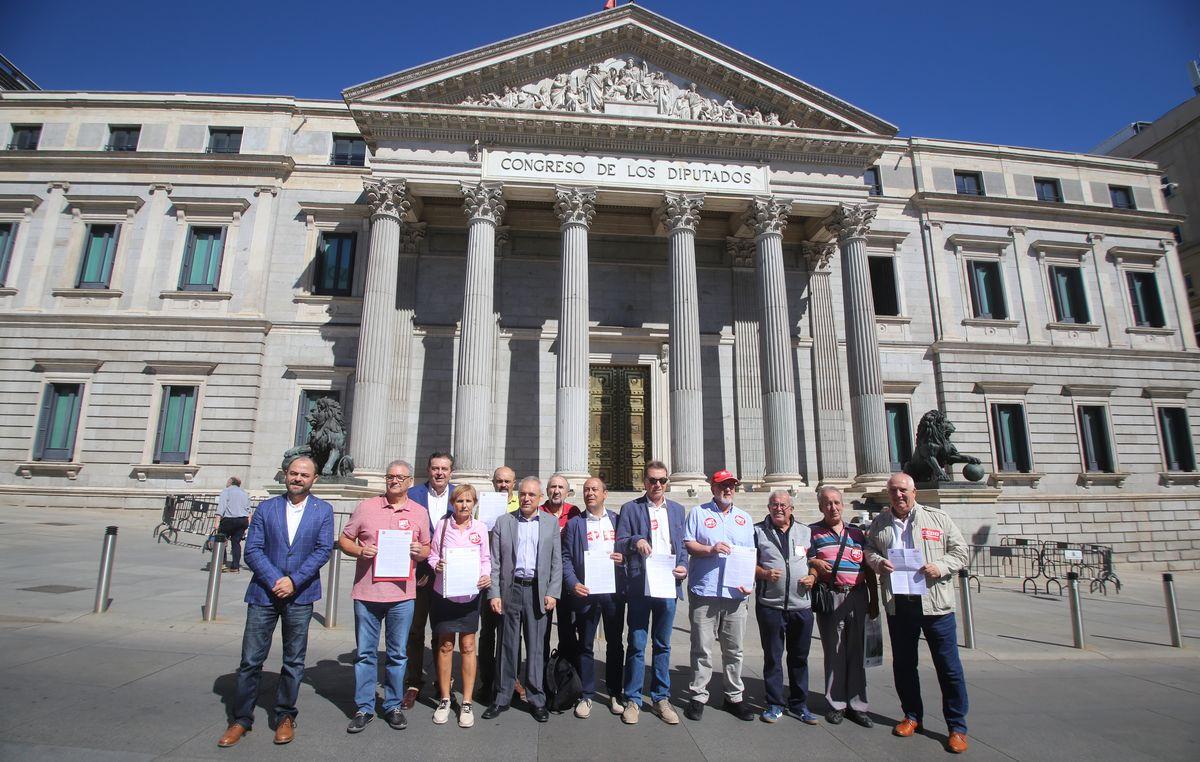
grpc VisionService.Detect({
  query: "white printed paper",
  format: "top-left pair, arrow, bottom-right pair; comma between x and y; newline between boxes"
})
584,551 -> 617,595
443,546 -> 481,598
374,529 -> 414,579
888,547 -> 927,596
645,554 -> 677,599
477,492 -> 509,529
723,545 -> 757,590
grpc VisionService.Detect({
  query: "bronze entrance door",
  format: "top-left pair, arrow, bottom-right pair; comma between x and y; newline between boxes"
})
588,365 -> 651,490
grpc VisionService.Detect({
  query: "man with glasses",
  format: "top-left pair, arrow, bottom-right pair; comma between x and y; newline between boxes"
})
338,460 -> 430,733
682,469 -> 756,722
615,461 -> 688,725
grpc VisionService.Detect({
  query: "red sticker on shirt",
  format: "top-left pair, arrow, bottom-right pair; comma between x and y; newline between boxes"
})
849,547 -> 863,563
469,532 -> 481,544
921,528 -> 943,541
398,519 -> 411,530
605,530 -> 615,541
650,519 -> 659,530
734,515 -> 746,526
704,517 -> 717,529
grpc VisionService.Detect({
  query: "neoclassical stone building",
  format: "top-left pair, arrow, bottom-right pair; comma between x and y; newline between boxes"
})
1,6 -> 1197,568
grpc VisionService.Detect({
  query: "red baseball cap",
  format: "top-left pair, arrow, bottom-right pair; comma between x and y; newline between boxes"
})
710,469 -> 739,485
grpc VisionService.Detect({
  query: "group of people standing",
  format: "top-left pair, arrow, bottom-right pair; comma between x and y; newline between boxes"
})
217,454 -> 971,755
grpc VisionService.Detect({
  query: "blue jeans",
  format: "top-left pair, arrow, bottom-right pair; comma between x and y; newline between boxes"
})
232,601 -> 313,728
888,597 -> 969,733
354,599 -> 415,714
624,594 -> 676,704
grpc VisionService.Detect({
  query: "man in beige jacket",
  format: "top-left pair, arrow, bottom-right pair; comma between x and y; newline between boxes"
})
864,473 -> 970,754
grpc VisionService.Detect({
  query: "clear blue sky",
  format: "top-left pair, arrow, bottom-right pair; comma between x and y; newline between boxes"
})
3,0 -> 1198,153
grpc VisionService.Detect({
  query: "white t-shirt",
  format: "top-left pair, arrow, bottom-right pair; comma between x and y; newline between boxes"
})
427,486 -> 449,519
586,512 -> 615,554
647,500 -> 672,556
285,496 -> 308,544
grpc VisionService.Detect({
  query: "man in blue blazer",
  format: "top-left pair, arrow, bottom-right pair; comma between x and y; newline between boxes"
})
615,460 -> 688,726
219,456 -> 334,748
400,451 -> 455,709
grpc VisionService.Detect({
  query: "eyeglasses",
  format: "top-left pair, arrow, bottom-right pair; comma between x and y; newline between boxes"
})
385,475 -> 412,483
645,477 -> 669,485
767,502 -> 790,508
715,482 -> 737,490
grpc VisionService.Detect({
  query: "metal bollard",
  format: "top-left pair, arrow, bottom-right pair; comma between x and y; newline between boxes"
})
958,568 -> 976,649
1163,573 -> 1183,648
1067,571 -> 1085,649
203,533 -> 226,622
324,545 -> 342,629
93,526 -> 119,614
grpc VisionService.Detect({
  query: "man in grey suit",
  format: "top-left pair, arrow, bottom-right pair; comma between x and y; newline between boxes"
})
483,476 -> 563,723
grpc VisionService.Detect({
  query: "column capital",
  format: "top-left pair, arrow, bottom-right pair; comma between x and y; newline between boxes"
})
725,236 -> 756,269
461,181 -> 506,224
742,196 -> 790,239
800,240 -> 838,272
828,203 -> 876,243
654,192 -> 704,233
398,221 -> 427,254
494,225 -> 512,256
553,186 -> 597,228
364,177 -> 413,221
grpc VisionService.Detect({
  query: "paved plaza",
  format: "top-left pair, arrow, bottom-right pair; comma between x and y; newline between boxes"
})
0,504 -> 1197,760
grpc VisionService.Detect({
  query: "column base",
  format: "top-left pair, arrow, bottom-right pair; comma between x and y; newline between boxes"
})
449,470 -> 494,491
760,473 -> 806,494
848,472 -> 892,496
555,471 -> 593,498
668,472 -> 707,498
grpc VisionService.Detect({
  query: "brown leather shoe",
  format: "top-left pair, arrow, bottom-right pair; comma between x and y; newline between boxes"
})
893,718 -> 922,737
273,716 -> 295,745
947,732 -> 969,753
401,686 -> 419,710
217,723 -> 248,747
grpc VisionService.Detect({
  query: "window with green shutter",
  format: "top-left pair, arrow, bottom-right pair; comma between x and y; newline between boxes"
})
154,385 -> 198,463
0,222 -> 15,285
885,402 -> 912,472
1126,271 -> 1165,328
1049,265 -> 1089,324
34,383 -> 83,461
1078,405 -> 1115,473
77,224 -> 119,288
1158,407 -> 1196,472
967,260 -> 1007,319
313,232 -> 356,296
178,227 -> 225,291
991,403 -> 1032,473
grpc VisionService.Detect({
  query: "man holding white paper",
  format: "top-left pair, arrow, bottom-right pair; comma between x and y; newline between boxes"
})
682,468 -> 757,722
562,477 -> 625,718
865,472 -> 971,754
476,466 -> 518,705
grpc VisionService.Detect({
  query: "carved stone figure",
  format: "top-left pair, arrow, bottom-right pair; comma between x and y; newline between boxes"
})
281,397 -> 355,477
583,64 -> 609,111
903,409 -> 982,484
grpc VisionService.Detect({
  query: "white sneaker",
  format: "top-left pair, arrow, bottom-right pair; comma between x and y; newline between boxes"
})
610,696 -> 624,715
433,698 -> 451,725
458,703 -> 475,728
575,698 -> 592,718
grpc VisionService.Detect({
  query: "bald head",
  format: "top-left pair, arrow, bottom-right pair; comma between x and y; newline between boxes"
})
887,472 -> 917,516
492,466 -> 516,495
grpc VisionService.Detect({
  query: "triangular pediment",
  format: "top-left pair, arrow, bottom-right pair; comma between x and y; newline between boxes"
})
344,5 -> 896,136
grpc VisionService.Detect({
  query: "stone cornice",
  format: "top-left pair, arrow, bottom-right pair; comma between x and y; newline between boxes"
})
64,194 -> 144,217
143,360 -> 218,376
930,339 -> 1200,363
32,357 -> 103,374
0,150 -> 294,180
914,191 -> 1183,231
0,91 -> 351,118
169,197 -> 250,219
909,136 -> 1159,174
0,194 -> 42,215
297,201 -> 371,221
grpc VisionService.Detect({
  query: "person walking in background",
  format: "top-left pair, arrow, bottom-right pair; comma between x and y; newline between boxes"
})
216,476 -> 251,573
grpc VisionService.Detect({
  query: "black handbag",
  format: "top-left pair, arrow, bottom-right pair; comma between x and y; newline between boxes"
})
811,530 -> 849,615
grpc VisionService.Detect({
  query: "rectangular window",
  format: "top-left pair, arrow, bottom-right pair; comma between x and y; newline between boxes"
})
313,232 -> 357,296
1158,407 -> 1196,472
0,222 -> 14,285
863,166 -> 882,196
8,124 -> 41,150
1109,185 -> 1135,209
885,402 -> 913,472
1077,405 -> 1115,473
178,226 -> 225,291
106,125 -> 140,152
1034,177 -> 1063,203
33,383 -> 83,461
991,403 -> 1032,473
331,135 -> 366,167
1049,265 -> 1089,324
868,255 -> 900,316
967,260 -> 1007,319
294,390 -> 341,447
954,171 -> 984,196
1126,270 -> 1165,328
207,128 -> 242,154
77,224 -> 119,288
154,385 -> 198,463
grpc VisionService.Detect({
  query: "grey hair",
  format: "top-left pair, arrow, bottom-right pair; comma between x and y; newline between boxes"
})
768,489 -> 793,505
816,485 -> 843,503
386,459 -> 413,475
547,472 -> 569,486
518,476 -> 543,492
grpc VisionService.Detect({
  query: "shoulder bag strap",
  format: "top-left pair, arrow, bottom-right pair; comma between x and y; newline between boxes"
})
827,529 -> 849,583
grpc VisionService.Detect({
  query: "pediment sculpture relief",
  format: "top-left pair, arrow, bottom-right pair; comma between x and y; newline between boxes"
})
460,57 -> 797,127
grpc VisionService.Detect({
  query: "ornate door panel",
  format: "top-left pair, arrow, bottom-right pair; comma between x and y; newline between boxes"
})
588,365 -> 651,490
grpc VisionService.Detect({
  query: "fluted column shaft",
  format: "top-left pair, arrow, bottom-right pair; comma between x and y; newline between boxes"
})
453,182 -> 505,479
831,204 -> 891,483
805,243 -> 851,481
388,223 -> 426,461
659,193 -> 705,481
745,198 -> 801,485
351,178 -> 411,475
554,187 -> 596,481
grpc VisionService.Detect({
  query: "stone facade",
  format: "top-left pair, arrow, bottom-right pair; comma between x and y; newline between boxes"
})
0,6 -> 1197,569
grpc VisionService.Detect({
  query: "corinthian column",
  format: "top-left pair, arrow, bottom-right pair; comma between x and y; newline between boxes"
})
387,222 -> 426,461
656,192 -> 705,488
452,182 -> 505,482
553,186 -> 596,487
829,203 -> 890,489
803,241 -> 852,483
744,197 -> 802,489
352,177 -> 412,479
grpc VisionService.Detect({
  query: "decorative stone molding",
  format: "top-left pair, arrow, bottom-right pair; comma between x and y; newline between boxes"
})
159,290 -> 233,304
143,360 -> 218,376
1143,386 -> 1192,400
800,240 -> 837,271
1107,245 -> 1163,266
284,364 -> 355,381
553,186 -> 597,228
654,192 -> 703,233
973,381 -> 1033,395
131,463 -> 199,483
989,471 -> 1043,488
494,225 -> 512,255
827,203 -> 876,242
1160,471 -> 1200,487
1077,471 -> 1128,489
16,462 -> 82,480
724,237 -> 754,269
364,177 -> 414,221
460,181 -> 506,224
32,358 -> 103,373
1062,383 -> 1115,397
883,380 -> 922,395
0,194 -> 42,215
742,196 -> 789,238
398,221 -> 427,253
168,197 -> 249,221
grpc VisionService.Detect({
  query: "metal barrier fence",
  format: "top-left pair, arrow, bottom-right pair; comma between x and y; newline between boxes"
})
154,495 -> 260,553
966,539 -> 1120,596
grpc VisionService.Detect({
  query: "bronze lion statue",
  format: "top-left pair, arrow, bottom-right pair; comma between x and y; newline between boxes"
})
903,409 -> 980,483
281,397 -> 355,477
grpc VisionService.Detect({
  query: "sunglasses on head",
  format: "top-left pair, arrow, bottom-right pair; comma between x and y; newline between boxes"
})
646,476 -> 669,485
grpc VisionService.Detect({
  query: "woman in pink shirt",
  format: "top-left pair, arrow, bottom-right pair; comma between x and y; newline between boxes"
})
427,484 -> 492,727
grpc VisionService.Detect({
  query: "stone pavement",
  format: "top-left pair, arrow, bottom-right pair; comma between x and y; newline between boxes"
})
0,504 -> 1197,760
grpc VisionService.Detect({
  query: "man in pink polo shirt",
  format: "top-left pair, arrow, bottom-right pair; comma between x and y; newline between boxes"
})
338,459 -> 431,734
